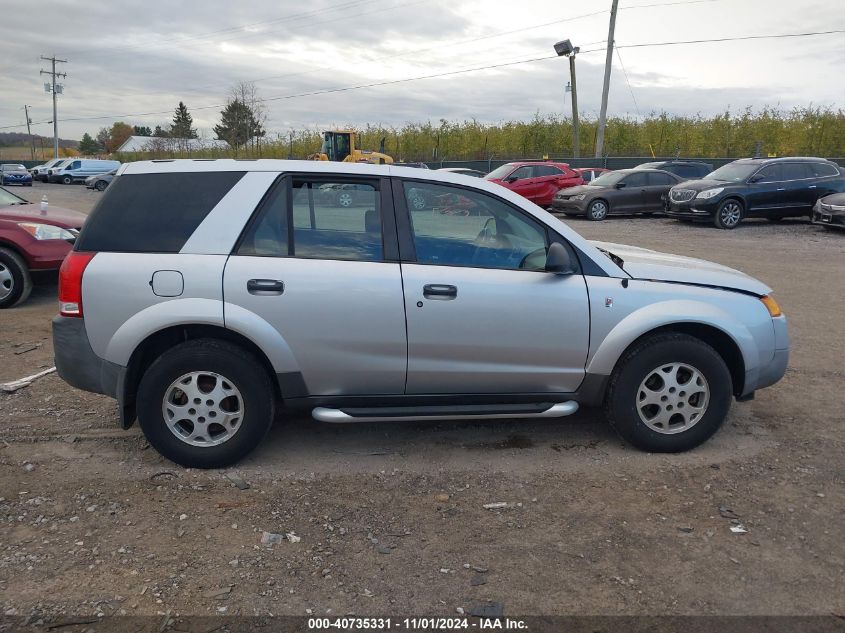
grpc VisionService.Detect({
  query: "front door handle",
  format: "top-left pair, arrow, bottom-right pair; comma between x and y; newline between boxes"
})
423,284 -> 458,299
808,185 -> 817,189
247,279 -> 284,295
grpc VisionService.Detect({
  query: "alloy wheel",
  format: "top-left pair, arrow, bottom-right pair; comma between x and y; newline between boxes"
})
719,202 -> 742,228
161,371 -> 244,447
636,362 -> 710,434
337,192 -> 353,207
0,263 -> 13,301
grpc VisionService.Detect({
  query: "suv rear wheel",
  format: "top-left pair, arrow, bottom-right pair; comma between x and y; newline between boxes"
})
137,339 -> 274,468
0,247 -> 33,309
604,333 -> 732,452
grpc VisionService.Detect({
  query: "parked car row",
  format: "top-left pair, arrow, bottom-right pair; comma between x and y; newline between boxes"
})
28,158 -> 121,187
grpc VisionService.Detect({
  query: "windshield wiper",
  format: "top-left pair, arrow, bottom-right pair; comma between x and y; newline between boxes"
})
597,247 -> 624,268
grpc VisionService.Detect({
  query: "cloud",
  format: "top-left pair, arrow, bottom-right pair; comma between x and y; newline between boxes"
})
1,0 -> 841,140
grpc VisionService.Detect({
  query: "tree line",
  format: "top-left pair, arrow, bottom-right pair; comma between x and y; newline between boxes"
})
78,97 -> 845,160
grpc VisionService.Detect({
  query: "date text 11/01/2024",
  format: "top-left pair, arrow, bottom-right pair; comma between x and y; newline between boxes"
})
308,617 -> 528,630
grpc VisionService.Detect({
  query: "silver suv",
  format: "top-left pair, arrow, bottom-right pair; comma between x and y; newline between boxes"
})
52,160 -> 789,467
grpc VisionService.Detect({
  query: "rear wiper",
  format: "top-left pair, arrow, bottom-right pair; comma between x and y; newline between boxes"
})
597,247 -> 624,268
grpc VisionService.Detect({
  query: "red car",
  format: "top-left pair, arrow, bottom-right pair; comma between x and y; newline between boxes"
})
0,186 -> 87,308
485,161 -> 583,207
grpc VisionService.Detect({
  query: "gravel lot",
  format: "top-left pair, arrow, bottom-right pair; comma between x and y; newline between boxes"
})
1,180 -> 843,623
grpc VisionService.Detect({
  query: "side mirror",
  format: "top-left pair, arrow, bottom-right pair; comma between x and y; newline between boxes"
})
505,175 -> 519,183
615,182 -> 627,189
749,175 -> 764,183
546,242 -> 576,275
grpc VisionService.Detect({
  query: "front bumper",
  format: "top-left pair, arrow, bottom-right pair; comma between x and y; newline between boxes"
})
2,176 -> 32,185
742,316 -> 790,396
551,197 -> 589,214
812,206 -> 845,229
52,316 -> 124,399
665,198 -> 720,218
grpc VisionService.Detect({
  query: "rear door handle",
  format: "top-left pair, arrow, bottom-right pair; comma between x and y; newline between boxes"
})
423,284 -> 458,299
247,279 -> 284,295
808,185 -> 817,189
777,188 -> 786,191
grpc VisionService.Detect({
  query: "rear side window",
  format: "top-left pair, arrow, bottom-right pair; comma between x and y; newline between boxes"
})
671,165 -> 698,178
76,172 -> 245,253
810,162 -> 839,177
534,165 -> 562,177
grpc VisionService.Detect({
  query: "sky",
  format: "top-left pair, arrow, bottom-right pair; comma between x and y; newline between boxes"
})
0,0 -> 843,142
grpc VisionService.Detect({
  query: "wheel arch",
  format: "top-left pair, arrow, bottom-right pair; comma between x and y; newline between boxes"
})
586,301 -> 757,398
614,323 -> 746,396
120,324 -> 283,429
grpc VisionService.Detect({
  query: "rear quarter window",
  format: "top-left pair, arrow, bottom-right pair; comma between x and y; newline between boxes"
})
75,171 -> 245,253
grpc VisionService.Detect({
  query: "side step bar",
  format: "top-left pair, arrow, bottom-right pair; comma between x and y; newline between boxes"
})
312,401 -> 579,423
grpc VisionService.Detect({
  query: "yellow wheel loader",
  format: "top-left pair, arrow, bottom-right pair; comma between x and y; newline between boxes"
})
308,130 -> 393,164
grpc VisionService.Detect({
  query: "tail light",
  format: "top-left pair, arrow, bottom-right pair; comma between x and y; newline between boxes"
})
58,251 -> 96,317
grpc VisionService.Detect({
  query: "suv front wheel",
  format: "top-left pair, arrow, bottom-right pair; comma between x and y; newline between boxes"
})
137,339 -> 274,468
604,333 -> 732,452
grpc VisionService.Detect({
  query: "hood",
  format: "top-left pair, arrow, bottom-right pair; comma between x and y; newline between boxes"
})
557,184 -> 594,196
671,178 -> 732,191
0,203 -> 87,229
819,192 -> 845,207
591,240 -> 771,295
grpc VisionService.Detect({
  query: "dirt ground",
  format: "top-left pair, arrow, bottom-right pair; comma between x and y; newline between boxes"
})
0,181 -> 843,623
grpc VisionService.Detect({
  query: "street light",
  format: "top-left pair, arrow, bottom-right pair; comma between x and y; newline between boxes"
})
554,39 -> 580,159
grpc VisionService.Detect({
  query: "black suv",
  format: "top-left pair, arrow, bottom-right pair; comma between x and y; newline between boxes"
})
665,157 -> 845,229
635,160 -> 713,179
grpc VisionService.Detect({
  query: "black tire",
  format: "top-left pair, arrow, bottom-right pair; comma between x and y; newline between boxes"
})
61,175 -> 73,185
587,199 -> 609,221
137,339 -> 275,468
713,199 -> 744,229
26,182 -> 32,187
0,247 -> 33,309
604,333 -> 732,453
95,180 -> 108,192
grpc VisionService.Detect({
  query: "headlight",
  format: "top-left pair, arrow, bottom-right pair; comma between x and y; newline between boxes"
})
573,193 -> 587,200
695,188 -> 724,200
18,223 -> 77,241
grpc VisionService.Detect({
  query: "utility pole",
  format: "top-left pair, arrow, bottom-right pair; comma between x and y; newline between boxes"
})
23,105 -> 35,160
594,0 -> 618,159
40,55 -> 67,159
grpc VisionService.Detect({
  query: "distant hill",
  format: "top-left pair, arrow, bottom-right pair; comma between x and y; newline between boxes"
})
0,131 -> 77,149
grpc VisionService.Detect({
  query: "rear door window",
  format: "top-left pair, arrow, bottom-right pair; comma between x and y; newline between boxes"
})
534,165 -> 562,177
237,177 -> 385,262
76,171 -> 245,253
782,163 -> 813,180
647,172 -> 676,186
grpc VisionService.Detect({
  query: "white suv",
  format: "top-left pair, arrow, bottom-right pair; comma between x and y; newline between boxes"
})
52,160 -> 789,467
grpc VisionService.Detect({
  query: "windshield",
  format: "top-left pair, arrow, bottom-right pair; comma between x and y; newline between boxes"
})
0,187 -> 28,205
590,171 -> 627,187
1,164 -> 25,171
706,163 -> 759,182
485,164 -> 516,180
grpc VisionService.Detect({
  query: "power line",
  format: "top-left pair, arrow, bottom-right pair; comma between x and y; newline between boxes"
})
617,29 -> 845,49
3,28 -> 843,132
180,8 -> 611,96
615,47 -> 641,118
